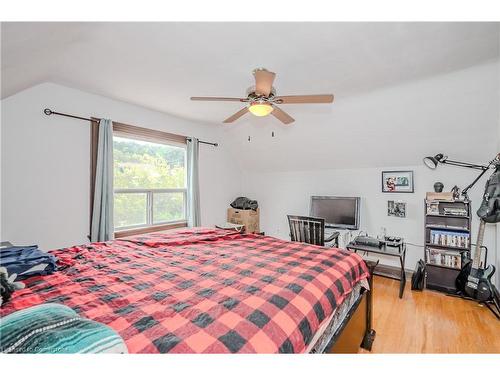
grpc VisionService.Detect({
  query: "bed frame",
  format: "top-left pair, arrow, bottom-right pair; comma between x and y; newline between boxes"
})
321,263 -> 377,353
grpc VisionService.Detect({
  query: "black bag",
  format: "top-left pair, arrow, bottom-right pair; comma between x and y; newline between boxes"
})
411,259 -> 426,291
230,197 -> 259,211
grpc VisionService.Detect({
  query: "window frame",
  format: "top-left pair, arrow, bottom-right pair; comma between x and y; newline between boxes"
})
114,188 -> 188,231
90,119 -> 188,239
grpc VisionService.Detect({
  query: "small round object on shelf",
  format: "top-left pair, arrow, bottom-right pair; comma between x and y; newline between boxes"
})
434,182 -> 444,193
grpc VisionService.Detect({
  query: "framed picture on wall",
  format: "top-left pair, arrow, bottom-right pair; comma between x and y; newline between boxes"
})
388,200 -> 407,218
382,170 -> 414,193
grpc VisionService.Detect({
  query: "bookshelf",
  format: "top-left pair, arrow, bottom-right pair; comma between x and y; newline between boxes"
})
424,199 -> 471,293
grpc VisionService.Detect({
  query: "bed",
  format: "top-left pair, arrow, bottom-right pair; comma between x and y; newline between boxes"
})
0,228 -> 373,353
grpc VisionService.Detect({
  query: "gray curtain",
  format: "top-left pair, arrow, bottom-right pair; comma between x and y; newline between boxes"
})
90,119 -> 114,242
187,137 -> 201,227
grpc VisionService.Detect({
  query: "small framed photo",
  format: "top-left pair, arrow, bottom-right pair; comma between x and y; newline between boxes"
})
388,200 -> 406,218
382,170 -> 414,193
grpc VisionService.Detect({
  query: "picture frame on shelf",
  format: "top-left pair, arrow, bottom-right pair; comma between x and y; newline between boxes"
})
426,200 -> 440,215
382,170 -> 414,193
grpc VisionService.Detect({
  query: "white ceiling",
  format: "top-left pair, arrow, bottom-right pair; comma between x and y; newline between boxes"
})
2,22 -> 499,125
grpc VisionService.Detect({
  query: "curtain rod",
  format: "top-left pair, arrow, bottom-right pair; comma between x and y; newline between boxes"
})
43,108 -> 219,147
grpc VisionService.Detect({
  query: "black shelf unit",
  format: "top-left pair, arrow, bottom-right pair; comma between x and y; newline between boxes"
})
424,199 -> 471,293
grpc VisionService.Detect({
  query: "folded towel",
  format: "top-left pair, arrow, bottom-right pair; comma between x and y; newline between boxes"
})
0,303 -> 128,353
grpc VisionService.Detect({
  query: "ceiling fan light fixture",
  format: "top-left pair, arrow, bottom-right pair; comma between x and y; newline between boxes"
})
248,102 -> 273,117
190,68 -> 333,124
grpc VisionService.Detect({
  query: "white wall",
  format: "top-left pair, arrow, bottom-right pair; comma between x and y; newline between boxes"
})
1,83 -> 241,250
235,62 -> 499,272
242,165 -> 496,271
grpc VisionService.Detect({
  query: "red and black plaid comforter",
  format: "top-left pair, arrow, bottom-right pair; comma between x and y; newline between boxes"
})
1,228 -> 369,353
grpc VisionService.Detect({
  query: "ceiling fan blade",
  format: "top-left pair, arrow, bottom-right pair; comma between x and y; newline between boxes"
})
271,105 -> 294,125
274,94 -> 334,104
254,69 -> 276,96
223,107 -> 249,123
191,96 -> 246,102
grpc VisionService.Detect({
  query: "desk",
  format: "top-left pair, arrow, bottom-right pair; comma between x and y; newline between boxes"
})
347,241 -> 407,298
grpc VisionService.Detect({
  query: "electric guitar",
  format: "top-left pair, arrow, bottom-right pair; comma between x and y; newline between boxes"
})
463,219 -> 496,301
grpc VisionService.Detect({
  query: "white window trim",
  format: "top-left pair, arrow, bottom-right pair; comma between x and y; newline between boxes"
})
114,188 -> 188,231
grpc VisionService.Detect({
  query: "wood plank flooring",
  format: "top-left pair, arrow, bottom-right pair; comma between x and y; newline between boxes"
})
360,276 -> 500,353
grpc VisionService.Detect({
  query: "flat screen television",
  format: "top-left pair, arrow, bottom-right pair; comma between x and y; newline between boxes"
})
309,196 -> 360,230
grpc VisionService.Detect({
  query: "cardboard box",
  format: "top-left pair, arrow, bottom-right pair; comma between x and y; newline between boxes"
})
227,208 -> 260,233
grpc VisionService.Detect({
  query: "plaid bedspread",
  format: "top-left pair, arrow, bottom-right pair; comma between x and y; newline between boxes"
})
1,228 -> 369,353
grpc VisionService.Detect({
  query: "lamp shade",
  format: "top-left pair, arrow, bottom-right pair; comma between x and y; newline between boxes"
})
423,153 -> 444,169
248,102 -> 273,117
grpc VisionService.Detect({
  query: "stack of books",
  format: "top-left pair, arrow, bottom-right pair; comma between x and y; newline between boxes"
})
442,207 -> 467,216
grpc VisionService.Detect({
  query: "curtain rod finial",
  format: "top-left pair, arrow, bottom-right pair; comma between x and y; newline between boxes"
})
44,108 -> 52,115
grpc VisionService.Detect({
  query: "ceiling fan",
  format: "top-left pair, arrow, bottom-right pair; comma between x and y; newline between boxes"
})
191,68 -> 334,125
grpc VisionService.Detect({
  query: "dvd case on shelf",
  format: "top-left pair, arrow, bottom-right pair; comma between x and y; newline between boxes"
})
425,247 -> 462,269
429,229 -> 470,248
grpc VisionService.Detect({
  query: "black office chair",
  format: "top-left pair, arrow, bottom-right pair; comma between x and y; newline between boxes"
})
287,215 -> 339,247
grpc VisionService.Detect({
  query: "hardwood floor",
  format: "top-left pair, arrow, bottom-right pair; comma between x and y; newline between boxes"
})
360,276 -> 500,353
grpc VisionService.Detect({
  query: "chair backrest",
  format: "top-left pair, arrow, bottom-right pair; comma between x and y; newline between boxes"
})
287,215 -> 325,246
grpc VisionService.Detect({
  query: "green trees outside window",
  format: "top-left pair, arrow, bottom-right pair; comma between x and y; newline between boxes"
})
113,136 -> 186,229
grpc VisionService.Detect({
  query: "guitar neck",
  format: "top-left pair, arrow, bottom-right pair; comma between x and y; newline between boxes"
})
472,220 -> 486,269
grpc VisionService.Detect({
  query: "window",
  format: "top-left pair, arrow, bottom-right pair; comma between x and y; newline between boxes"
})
113,135 -> 187,232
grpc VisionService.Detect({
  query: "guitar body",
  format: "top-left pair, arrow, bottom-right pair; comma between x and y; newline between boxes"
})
458,219 -> 498,302
464,265 -> 496,301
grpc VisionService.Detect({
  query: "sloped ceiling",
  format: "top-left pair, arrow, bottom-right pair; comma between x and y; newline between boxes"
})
1,22 -> 498,124
2,22 -> 499,171
223,61 -> 499,171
